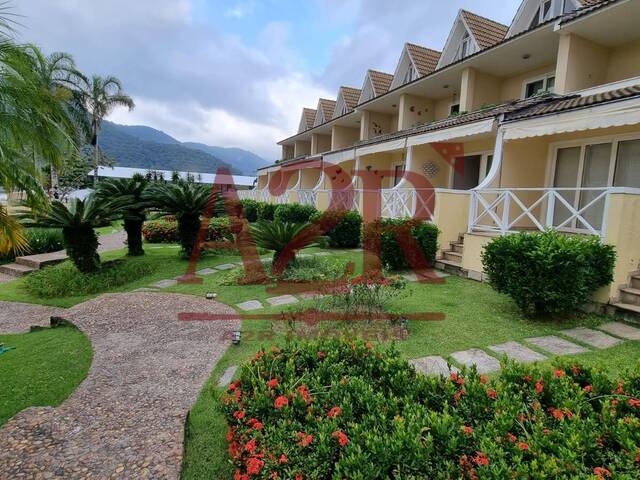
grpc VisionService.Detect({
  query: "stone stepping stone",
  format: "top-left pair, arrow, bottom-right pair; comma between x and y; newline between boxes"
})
236,300 -> 263,311
410,356 -> 459,376
526,335 -> 588,355
489,341 -> 547,363
266,295 -> 299,306
402,270 -> 449,282
151,279 -> 177,289
133,287 -> 158,292
215,263 -> 237,270
217,365 -> 238,387
196,268 -> 217,275
299,292 -> 325,300
450,348 -> 501,374
560,327 -> 624,349
597,322 -> 640,341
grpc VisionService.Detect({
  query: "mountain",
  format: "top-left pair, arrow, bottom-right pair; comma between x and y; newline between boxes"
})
99,121 -> 270,176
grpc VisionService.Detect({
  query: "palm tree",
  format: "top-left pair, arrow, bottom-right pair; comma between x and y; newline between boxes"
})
145,181 -> 215,256
95,175 -> 149,256
26,194 -> 122,273
250,221 -> 319,273
79,75 -> 134,185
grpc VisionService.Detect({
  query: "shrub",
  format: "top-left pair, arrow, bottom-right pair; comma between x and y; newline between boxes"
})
257,202 -> 277,221
222,339 -> 640,480
142,217 -> 233,244
26,258 -> 156,298
481,230 -> 616,315
0,228 -> 64,263
310,209 -> 362,248
274,204 -> 318,224
362,218 -> 438,270
240,199 -> 259,222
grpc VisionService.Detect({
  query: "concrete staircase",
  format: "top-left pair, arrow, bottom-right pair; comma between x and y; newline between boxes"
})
0,251 -> 67,277
613,269 -> 640,317
435,234 -> 466,274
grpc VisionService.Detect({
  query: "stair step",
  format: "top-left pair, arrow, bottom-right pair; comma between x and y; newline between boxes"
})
15,251 -> 67,269
620,287 -> 640,306
0,263 -> 36,277
631,275 -> 640,290
443,251 -> 462,263
458,234 -> 466,244
449,242 -> 464,253
613,303 -> 640,315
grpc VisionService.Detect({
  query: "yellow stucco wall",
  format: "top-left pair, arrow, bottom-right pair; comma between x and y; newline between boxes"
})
294,140 -> 311,157
461,233 -> 493,274
300,169 -> 321,189
435,94 -> 458,120
398,94 -> 435,130
311,134 -> 331,155
555,34 -> 609,94
606,38 -> 640,84
331,125 -> 359,150
433,191 -> 471,255
461,68 -> 502,112
500,64 -> 556,101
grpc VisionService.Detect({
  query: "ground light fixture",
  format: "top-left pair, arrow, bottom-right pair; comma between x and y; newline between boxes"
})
232,330 -> 241,345
206,292 -> 217,300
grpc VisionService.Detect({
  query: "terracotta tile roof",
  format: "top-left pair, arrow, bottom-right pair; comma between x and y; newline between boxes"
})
301,108 -> 316,131
318,98 -> 336,122
340,86 -> 362,111
405,43 -> 441,77
504,85 -> 640,121
577,0 -> 606,6
460,10 -> 508,50
368,70 -> 394,96
561,0 -> 616,23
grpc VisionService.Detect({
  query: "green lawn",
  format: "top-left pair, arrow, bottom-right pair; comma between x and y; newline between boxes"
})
95,220 -> 123,235
0,326 -> 92,426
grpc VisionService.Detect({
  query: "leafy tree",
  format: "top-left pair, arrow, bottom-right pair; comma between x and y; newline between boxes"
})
95,175 -> 149,256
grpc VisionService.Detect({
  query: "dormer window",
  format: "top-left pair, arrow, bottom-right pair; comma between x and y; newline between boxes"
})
455,32 -> 471,61
402,63 -> 415,85
530,0 -> 553,28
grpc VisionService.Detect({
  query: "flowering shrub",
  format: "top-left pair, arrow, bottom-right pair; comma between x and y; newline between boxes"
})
142,217 -> 233,243
221,339 -> 640,479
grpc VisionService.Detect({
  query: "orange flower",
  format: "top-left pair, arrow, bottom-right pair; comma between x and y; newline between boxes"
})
517,442 -> 529,451
233,410 -> 246,420
479,375 -> 488,384
295,473 -> 304,480
628,398 -> 640,408
535,380 -> 544,394
245,457 -> 264,476
267,378 -> 279,389
317,351 -> 326,359
279,454 -> 288,464
507,433 -> 517,443
463,425 -> 474,435
583,385 -> 593,393
594,467 -> 611,480
274,396 -> 288,409
328,406 -> 342,418
332,430 -> 349,447
234,470 -> 249,480
472,452 -> 489,466
550,408 -> 565,421
554,369 -> 565,378
297,385 -> 312,404
245,438 -> 256,454
635,448 -> 640,463
252,421 -> 263,431
487,389 -> 497,400
571,365 -> 580,376
297,432 -> 313,447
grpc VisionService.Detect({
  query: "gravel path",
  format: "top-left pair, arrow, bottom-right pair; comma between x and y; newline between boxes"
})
0,292 -> 239,479
0,301 -> 65,333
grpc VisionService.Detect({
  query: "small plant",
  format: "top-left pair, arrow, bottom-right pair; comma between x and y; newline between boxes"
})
481,230 -> 616,315
310,209 -> 362,248
250,221 -> 318,271
274,204 -> 318,224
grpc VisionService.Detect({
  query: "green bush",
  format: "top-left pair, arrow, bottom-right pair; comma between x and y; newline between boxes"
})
142,217 -> 233,244
362,218 -> 438,270
222,339 -> 640,480
240,199 -> 259,222
257,202 -> 277,221
273,204 -> 318,224
481,230 -> 616,315
26,258 -> 156,298
0,228 -> 64,263
310,209 -> 362,248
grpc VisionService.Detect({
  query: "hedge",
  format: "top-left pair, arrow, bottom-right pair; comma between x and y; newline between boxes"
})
257,203 -> 277,222
309,209 -> 362,248
142,217 -> 232,244
239,199 -> 259,223
222,339 -> 640,479
362,218 -> 438,270
274,204 -> 318,224
481,230 -> 616,315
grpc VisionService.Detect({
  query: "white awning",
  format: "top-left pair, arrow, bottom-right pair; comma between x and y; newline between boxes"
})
356,138 -> 406,157
323,148 -> 355,164
503,97 -> 640,140
407,118 -> 495,147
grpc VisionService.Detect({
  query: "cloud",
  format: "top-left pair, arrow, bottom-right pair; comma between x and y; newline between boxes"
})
225,1 -> 256,19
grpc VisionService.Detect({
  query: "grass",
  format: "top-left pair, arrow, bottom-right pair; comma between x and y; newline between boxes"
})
0,326 -> 92,426
95,220 -> 123,235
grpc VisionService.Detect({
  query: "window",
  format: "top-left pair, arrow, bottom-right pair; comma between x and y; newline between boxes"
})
449,103 -> 460,115
455,32 -> 471,61
530,0 -> 553,28
393,164 -> 405,187
523,74 -> 555,98
614,139 -> 640,188
562,0 -> 577,14
402,63 -> 415,85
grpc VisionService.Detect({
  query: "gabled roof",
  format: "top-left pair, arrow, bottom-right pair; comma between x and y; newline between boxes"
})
405,43 -> 441,76
460,10 -> 508,49
333,86 -> 362,118
313,98 -> 336,127
298,108 -> 317,133
358,69 -> 394,104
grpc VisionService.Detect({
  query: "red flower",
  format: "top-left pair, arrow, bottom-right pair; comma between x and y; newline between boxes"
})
517,442 -> 529,451
328,406 -> 342,418
274,396 -> 288,409
450,372 -> 464,385
507,433 -> 517,443
332,430 -> 349,447
463,425 -> 474,435
279,454 -> 288,464
252,421 -> 263,431
554,369 -> 565,378
296,432 -> 314,447
453,389 -> 465,403
535,380 -> 544,394
571,365 -> 580,376
317,351 -> 326,359
270,473 -> 279,480
295,474 -> 304,480
616,382 -> 625,395
628,398 -> 640,408
365,342 -> 374,349
246,457 -> 264,476
267,378 -> 279,389
543,429 -> 551,435
550,408 -> 565,421
472,452 -> 489,466
522,375 -> 532,382
297,385 -> 312,404
487,389 -> 497,400
594,467 -> 611,479
226,428 -> 235,442
583,385 -> 593,393
234,470 -> 249,480
245,438 -> 256,454
479,375 -> 488,384
635,448 -> 640,463
228,383 -> 237,392
233,410 -> 246,420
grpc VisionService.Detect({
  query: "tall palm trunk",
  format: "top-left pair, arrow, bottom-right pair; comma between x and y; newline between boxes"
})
123,218 -> 144,256
92,119 -> 100,186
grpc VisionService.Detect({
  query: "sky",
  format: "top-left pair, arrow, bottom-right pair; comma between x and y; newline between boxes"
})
14,0 -> 522,161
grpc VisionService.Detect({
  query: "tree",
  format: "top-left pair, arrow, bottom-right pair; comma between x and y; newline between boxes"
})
145,181 -> 214,256
27,195 -> 122,273
78,75 -> 134,185
95,175 -> 149,256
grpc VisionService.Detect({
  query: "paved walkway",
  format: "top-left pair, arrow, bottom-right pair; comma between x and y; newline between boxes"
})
0,301 -> 65,333
0,292 -> 239,479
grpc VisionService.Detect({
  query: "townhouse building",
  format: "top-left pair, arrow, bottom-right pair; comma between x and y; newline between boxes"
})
240,0 -> 640,313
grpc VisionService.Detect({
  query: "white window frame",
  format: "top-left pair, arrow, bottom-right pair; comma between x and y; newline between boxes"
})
530,0 -> 554,28
522,72 -> 556,99
448,150 -> 494,188
449,103 -> 461,116
455,32 -> 472,61
391,161 -> 406,187
402,62 -> 415,85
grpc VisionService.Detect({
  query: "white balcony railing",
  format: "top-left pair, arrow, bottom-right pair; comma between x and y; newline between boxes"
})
469,188 -> 631,237
380,188 -> 435,220
298,189 -> 317,206
326,189 -> 359,211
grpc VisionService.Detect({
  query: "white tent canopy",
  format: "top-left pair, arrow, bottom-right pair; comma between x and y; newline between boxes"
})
408,118 -> 495,146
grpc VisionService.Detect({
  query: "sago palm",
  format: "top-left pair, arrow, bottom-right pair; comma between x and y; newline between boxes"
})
250,220 -> 318,272
95,175 -> 150,256
145,181 -> 216,256
27,195 -> 122,273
